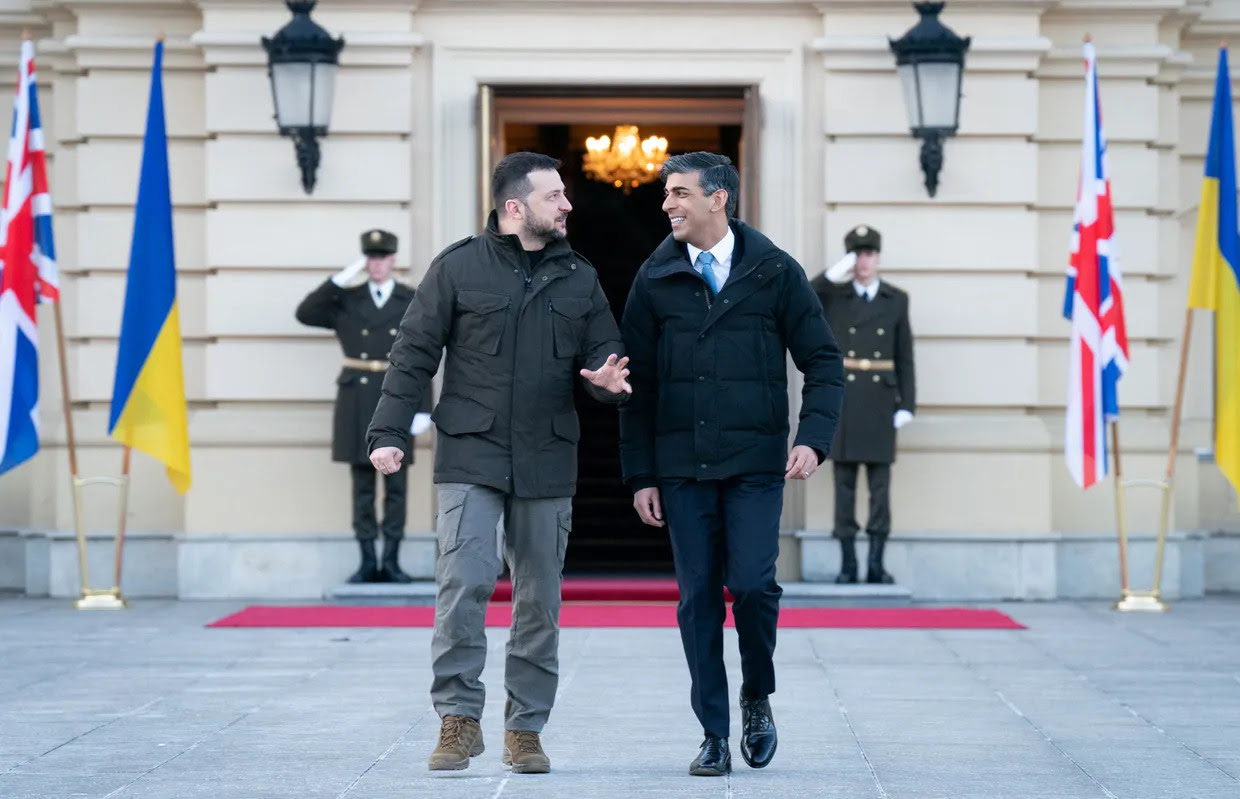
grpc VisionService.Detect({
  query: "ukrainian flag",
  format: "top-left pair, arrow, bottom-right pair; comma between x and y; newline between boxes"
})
1189,47 -> 1240,502
107,41 -> 190,493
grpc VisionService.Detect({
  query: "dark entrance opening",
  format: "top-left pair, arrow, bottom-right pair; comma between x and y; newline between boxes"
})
484,87 -> 757,574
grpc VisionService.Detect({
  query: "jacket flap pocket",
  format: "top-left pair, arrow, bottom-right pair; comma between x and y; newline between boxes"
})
549,297 -> 592,320
457,290 -> 510,314
432,396 -> 496,435
551,411 -> 580,443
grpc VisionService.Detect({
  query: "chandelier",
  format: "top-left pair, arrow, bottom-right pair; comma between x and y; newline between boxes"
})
583,125 -> 669,190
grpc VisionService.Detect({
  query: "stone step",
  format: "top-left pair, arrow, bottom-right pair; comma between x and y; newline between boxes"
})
326,581 -> 912,607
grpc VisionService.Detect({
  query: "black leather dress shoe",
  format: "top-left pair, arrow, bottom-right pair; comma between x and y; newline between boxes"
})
689,734 -> 731,776
740,696 -> 777,768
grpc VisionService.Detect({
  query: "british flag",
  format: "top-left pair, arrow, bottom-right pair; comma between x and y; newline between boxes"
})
1063,41 -> 1129,490
0,39 -> 59,477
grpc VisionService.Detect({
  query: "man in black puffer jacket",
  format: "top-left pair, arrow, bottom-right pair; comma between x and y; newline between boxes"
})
619,152 -> 844,777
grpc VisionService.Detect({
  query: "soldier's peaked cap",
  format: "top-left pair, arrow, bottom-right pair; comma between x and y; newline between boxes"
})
844,224 -> 881,253
361,228 -> 398,256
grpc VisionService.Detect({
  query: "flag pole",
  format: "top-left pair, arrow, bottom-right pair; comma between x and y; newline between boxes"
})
50,297 -> 90,593
110,445 -> 132,592
1110,422 -> 1131,595
31,22 -> 93,602
1109,309 -> 1185,613
21,29 -> 112,609
1152,308 -> 1194,595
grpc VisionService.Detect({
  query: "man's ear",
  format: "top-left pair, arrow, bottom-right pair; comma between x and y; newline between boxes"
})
504,198 -> 523,220
711,189 -> 729,214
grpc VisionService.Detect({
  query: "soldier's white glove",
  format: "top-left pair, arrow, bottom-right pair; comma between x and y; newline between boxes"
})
330,257 -> 368,287
411,412 -> 432,436
824,251 -> 856,284
894,410 -> 913,429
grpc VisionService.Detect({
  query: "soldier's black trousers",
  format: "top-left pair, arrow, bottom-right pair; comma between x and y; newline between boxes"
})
660,474 -> 784,740
350,463 -> 407,541
832,461 -> 891,538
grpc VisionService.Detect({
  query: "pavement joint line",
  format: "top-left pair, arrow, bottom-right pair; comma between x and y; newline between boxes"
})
993,690 -> 1120,799
104,661 -> 339,794
807,637 -> 888,799
987,626 -> 1240,785
929,629 -> 1121,799
100,708 -> 258,799
336,707 -> 436,799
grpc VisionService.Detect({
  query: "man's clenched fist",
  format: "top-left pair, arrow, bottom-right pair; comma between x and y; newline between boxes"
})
371,446 -> 404,475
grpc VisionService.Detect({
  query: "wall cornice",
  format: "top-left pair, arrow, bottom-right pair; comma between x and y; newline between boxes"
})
811,35 -> 1052,73
190,30 -> 427,68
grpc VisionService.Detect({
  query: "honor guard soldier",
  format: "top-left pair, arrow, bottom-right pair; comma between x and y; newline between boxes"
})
810,224 -> 916,584
296,228 -> 432,583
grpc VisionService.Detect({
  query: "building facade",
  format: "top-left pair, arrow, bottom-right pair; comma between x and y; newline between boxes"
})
2,0 -> 1239,601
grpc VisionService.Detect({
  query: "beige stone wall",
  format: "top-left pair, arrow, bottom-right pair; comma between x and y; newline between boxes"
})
1,0 -> 1237,558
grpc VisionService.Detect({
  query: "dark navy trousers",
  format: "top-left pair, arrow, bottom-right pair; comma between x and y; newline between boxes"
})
660,474 -> 784,739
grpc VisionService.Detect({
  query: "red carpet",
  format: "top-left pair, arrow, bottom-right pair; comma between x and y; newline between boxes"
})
492,578 -> 684,602
207,604 -> 1025,630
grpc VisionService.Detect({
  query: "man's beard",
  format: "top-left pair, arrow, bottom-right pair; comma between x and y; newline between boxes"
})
524,214 -> 566,244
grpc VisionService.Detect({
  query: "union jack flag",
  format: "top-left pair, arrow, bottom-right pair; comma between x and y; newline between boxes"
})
0,39 -> 59,477
1063,41 -> 1129,490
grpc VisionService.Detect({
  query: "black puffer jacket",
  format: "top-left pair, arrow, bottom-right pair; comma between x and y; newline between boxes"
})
619,221 -> 844,490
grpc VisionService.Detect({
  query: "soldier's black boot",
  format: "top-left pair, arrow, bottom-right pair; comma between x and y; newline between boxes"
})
865,533 -> 895,584
835,537 -> 858,584
347,539 -> 380,583
381,537 -> 413,583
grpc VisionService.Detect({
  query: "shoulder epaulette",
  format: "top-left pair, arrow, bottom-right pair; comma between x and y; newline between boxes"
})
443,234 -> 474,255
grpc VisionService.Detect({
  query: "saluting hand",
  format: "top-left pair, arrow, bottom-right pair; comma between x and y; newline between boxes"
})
785,445 -> 819,480
580,354 -> 632,395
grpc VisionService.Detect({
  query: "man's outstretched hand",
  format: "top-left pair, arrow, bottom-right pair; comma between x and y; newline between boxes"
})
580,353 -> 632,395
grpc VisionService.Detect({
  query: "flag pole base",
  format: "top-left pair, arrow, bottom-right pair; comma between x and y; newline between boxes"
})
1111,474 -> 1173,613
75,591 -> 128,610
1114,592 -> 1169,613
70,470 -> 133,611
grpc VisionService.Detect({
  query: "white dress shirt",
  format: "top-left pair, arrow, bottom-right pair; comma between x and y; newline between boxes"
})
853,278 -> 880,301
370,278 -> 395,308
687,226 -> 736,289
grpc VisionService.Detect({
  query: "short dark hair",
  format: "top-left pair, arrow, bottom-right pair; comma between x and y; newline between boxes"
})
660,152 -> 739,218
492,152 -> 562,210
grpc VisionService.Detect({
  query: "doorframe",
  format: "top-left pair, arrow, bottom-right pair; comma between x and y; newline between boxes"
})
477,85 -> 759,228
431,45 -> 804,266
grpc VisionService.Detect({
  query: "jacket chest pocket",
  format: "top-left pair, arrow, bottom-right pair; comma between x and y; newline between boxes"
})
455,290 -> 510,355
549,296 -> 592,359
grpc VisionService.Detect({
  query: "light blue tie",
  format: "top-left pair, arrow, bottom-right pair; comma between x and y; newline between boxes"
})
697,251 -> 720,295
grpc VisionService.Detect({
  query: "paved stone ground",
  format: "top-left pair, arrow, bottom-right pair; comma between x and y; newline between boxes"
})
1,596 -> 1239,799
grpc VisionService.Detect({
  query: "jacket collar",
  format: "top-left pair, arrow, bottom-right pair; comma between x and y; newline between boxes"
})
646,219 -> 780,280
483,209 -> 574,264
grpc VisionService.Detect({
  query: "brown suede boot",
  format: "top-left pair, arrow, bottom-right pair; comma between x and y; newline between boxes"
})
427,715 -> 484,771
502,730 -> 550,774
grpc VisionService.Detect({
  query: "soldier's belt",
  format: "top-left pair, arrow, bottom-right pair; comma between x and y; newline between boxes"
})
342,357 -> 389,372
842,357 -> 895,372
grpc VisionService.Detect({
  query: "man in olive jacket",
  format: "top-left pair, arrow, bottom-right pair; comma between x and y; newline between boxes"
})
619,152 -> 844,776
367,152 -> 630,775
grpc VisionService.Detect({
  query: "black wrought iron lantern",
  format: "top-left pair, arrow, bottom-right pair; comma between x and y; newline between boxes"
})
889,2 -> 970,197
261,0 -> 345,194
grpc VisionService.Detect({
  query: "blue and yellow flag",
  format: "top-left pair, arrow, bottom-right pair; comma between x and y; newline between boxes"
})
107,41 -> 190,493
1189,47 -> 1240,502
